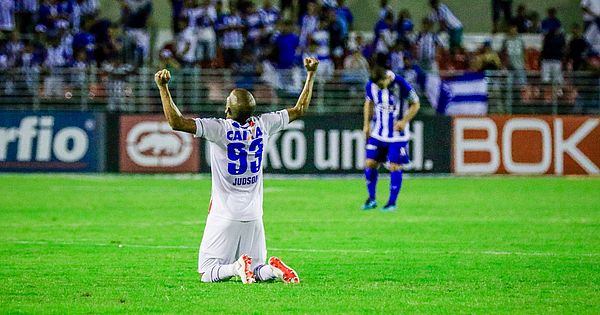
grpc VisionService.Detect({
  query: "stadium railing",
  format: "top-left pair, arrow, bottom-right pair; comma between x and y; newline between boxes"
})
0,67 -> 598,115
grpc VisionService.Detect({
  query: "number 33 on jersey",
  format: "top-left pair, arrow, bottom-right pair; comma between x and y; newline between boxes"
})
194,110 -> 290,221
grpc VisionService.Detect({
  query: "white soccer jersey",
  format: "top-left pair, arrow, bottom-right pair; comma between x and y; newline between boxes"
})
195,110 -> 289,221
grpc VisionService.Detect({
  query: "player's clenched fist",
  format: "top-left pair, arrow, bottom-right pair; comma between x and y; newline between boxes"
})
154,69 -> 171,88
304,57 -> 319,72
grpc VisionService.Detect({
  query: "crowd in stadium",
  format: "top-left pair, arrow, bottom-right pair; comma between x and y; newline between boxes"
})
0,0 -> 598,97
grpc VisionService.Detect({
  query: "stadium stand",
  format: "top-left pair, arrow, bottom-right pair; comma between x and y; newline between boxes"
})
0,0 -> 598,115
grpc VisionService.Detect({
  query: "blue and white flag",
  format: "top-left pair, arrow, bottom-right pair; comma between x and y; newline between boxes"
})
425,72 -> 488,115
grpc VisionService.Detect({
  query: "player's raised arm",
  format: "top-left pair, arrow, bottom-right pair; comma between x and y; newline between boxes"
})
154,69 -> 197,134
287,57 -> 319,122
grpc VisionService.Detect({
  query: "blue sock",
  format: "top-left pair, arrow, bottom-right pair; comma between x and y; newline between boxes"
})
365,168 -> 378,200
387,170 -> 403,206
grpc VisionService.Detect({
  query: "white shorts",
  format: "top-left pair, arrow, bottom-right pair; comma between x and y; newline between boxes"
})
198,214 -> 266,274
541,60 -> 563,84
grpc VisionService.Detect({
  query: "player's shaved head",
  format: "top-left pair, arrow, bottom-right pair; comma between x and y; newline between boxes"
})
226,88 -> 256,122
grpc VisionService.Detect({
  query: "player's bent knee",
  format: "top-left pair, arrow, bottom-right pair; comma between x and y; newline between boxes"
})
200,272 -> 216,283
365,159 -> 379,169
389,163 -> 403,171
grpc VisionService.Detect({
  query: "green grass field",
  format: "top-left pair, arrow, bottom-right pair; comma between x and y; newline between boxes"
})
1,174 -> 599,314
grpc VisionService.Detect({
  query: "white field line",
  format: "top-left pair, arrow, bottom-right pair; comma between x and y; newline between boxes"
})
1,217 -> 596,229
5,173 -> 597,180
4,240 -> 600,257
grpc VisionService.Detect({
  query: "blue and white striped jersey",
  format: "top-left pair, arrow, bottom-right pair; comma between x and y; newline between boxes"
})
429,4 -> 462,30
217,14 -> 244,49
259,6 -> 279,33
365,71 -> 419,142
244,11 -> 263,41
416,31 -> 442,62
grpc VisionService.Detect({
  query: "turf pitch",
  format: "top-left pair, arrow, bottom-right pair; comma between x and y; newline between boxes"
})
1,174 -> 599,313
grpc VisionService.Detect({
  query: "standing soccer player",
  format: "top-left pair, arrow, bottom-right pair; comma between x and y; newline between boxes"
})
362,66 -> 420,212
154,57 -> 319,284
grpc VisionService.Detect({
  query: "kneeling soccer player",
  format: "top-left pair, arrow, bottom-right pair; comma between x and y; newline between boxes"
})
154,58 -> 320,284
362,66 -> 420,211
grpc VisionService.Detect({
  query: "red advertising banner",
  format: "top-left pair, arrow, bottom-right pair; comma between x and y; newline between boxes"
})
119,115 -> 199,173
453,116 -> 600,175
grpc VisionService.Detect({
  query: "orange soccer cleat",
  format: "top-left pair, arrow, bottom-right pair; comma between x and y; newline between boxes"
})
235,254 -> 256,284
268,256 -> 300,284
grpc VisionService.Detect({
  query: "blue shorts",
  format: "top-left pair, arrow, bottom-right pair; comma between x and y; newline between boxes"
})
366,137 -> 410,165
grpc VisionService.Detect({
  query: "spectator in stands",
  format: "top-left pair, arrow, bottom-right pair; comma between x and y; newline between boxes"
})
310,19 -> 329,57
395,9 -> 414,47
492,0 -> 512,33
184,0 -> 216,66
16,39 -> 44,96
58,23 -> 74,57
581,0 -> 600,54
502,25 -> 527,85
568,24 -> 589,71
244,1 -> 264,53
71,49 -> 91,88
16,39 -> 44,70
400,52 -> 426,93
72,18 -> 96,59
379,0 -> 392,20
5,31 -> 24,67
43,30 -> 72,97
0,0 -> 15,36
299,1 -> 319,48
103,53 -> 135,111
324,7 -> 344,66
541,27 -> 566,90
260,0 -> 280,37
512,4 -> 531,34
171,0 -> 185,34
528,10 -> 542,33
342,46 -> 369,84
388,42 -> 404,74
472,40 -> 502,71
94,22 -> 120,66
350,33 -> 371,61
336,0 -> 353,31
429,0 -> 463,51
181,0 -> 201,28
373,11 -> 395,66
273,19 -> 299,70
16,0 -> 38,35
541,7 -> 561,34
175,18 -> 198,67
217,2 -> 244,68
416,18 -> 443,72
120,0 -> 152,64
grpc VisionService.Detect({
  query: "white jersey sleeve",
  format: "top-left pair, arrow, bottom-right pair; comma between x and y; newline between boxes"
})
195,118 -> 226,143
259,110 -> 290,135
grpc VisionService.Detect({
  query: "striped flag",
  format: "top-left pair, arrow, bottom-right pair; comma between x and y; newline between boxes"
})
425,72 -> 488,115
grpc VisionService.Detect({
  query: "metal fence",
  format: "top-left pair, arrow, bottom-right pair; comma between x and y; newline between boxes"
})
0,67 -> 598,115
